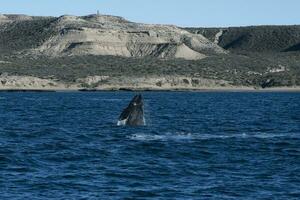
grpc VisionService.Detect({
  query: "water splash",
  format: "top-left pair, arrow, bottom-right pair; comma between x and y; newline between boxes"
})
117,119 -> 128,126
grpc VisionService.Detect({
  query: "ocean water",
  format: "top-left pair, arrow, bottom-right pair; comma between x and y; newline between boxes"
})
0,91 -> 299,199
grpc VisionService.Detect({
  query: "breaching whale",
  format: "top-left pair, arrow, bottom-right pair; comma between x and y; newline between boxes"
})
118,94 -> 145,126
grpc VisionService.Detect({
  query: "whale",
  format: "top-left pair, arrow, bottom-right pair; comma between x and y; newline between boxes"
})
118,94 -> 145,126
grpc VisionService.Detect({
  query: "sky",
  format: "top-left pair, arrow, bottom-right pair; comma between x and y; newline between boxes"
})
0,0 -> 300,27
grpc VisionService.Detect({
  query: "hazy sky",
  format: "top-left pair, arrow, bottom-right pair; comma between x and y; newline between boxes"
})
1,0 -> 299,27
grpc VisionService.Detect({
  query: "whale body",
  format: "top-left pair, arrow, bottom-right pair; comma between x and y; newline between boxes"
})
118,94 -> 145,126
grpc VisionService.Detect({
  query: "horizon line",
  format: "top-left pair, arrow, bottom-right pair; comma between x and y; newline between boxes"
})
1,12 -> 299,28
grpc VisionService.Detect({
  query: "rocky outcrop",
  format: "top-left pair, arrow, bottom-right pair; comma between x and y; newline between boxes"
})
74,75 -> 233,90
0,74 -> 232,90
0,73 -> 62,89
95,76 -> 231,90
33,14 -> 226,59
1,74 -> 299,91
0,14 -> 8,20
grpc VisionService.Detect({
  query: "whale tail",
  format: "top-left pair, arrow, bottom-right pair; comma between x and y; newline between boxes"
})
118,94 -> 145,126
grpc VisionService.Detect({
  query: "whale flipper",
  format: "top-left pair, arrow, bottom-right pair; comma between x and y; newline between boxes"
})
118,94 -> 145,126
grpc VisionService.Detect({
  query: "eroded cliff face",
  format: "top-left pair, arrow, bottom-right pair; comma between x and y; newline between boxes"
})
33,14 -> 226,60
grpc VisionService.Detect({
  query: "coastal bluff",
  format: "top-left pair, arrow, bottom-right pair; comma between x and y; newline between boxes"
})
0,14 -> 299,90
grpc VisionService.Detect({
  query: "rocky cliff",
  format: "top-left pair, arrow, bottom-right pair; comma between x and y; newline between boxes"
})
0,14 -> 225,60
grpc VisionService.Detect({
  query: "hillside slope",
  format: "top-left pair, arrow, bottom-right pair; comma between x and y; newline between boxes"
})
186,26 -> 300,53
0,14 -> 225,60
0,14 -> 299,89
0,16 -> 56,54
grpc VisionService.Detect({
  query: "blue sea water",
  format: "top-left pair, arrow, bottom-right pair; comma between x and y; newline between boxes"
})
0,91 -> 299,199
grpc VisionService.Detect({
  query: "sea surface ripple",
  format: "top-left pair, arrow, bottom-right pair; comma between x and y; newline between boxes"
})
0,92 -> 299,199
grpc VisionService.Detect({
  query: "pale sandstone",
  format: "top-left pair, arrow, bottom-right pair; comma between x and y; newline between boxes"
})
34,14 -> 226,60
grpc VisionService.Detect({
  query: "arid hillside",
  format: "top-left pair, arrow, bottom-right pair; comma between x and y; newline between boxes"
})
0,14 -> 225,60
0,14 -> 299,90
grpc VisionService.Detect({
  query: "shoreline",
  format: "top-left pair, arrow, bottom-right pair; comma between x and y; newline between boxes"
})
1,87 -> 300,92
1,75 -> 299,93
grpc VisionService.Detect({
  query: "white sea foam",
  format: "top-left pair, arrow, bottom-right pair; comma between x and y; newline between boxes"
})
117,117 -> 146,126
129,134 -> 165,141
128,132 -> 193,141
117,119 -> 127,126
128,132 -> 298,141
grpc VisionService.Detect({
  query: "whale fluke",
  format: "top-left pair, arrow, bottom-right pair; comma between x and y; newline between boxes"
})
118,94 -> 145,126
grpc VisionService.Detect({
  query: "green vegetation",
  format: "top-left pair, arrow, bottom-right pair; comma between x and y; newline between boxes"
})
0,52 -> 299,87
0,17 -> 56,54
0,17 -> 299,88
186,26 -> 300,53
